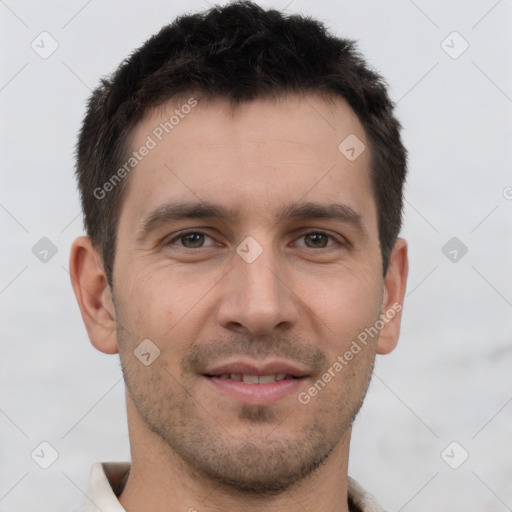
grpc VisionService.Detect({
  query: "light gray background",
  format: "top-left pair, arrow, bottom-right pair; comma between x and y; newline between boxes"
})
1,1 -> 511,511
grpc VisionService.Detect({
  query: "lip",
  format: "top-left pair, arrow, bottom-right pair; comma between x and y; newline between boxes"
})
202,359 -> 309,406
203,359 -> 309,378
203,375 -> 306,405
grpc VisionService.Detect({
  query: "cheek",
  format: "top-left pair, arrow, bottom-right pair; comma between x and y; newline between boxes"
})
115,264 -> 212,354
302,264 -> 382,351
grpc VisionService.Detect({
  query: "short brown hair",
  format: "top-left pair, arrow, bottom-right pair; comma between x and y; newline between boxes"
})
75,1 -> 407,285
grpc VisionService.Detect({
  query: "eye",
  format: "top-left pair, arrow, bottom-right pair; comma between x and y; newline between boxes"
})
295,231 -> 337,249
168,231 -> 216,249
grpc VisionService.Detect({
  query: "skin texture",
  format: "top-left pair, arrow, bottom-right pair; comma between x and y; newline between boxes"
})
70,93 -> 408,512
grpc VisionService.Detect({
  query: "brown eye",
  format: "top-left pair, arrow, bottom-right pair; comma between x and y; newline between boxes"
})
303,232 -> 330,248
180,233 -> 206,248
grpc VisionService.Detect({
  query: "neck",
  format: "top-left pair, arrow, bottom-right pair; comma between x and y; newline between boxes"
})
119,393 -> 352,512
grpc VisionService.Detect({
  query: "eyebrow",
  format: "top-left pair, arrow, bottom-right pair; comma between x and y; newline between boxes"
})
137,202 -> 235,243
279,202 -> 364,229
136,200 -> 366,243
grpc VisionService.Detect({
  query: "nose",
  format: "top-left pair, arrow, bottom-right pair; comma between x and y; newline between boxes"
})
216,244 -> 300,336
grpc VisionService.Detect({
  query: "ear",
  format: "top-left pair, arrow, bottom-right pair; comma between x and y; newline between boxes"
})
377,238 -> 408,355
69,236 -> 119,354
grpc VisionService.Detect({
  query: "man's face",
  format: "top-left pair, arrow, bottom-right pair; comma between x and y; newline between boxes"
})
113,94 -> 385,492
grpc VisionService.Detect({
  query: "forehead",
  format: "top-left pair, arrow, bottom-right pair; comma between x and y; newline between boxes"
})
121,93 -> 376,230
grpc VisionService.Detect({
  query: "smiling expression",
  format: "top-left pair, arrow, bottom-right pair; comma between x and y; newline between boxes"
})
108,93 -> 393,493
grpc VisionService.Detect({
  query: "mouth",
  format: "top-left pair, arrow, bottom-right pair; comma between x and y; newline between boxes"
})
205,373 -> 301,383
201,360 -> 309,405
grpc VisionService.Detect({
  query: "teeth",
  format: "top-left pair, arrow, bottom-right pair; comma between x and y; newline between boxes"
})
212,373 -> 301,383
242,375 -> 259,384
213,373 -> 298,383
258,374 -> 276,384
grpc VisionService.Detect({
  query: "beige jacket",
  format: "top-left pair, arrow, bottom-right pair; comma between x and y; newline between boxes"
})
73,462 -> 386,512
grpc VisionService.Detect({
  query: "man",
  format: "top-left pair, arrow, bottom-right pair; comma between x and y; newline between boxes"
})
69,2 -> 408,511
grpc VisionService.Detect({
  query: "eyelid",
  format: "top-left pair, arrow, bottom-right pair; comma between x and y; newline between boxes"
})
292,230 -> 344,248
165,229 -> 218,248
163,228 -> 347,249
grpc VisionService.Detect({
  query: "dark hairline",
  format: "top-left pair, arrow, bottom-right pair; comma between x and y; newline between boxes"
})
76,2 -> 407,286
106,90 -> 383,284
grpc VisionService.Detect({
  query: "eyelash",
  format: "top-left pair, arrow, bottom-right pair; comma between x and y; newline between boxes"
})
165,230 -> 343,250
